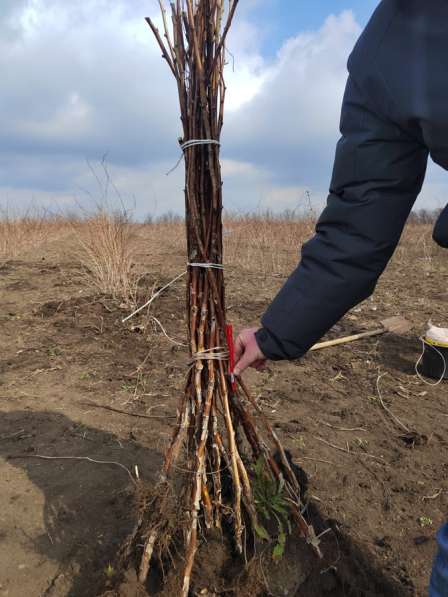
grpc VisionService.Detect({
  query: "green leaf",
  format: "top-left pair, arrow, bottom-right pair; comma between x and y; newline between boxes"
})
272,542 -> 285,561
254,523 -> 270,541
254,457 -> 264,477
271,502 -> 288,516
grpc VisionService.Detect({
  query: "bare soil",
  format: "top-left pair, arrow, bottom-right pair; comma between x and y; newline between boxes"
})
0,224 -> 447,596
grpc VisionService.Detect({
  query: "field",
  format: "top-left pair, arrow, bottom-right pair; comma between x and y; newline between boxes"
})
0,214 -> 447,596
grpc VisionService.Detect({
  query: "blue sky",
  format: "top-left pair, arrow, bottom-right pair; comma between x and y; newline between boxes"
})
246,0 -> 378,56
0,0 -> 446,219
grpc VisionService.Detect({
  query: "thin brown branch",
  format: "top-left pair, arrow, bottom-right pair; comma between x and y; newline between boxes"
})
209,0 -> 240,75
80,400 -> 175,420
145,17 -> 177,76
158,0 -> 177,69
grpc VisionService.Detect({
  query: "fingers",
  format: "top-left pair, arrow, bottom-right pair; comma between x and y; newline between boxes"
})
234,348 -> 256,376
253,359 -> 267,371
233,327 -> 267,376
234,332 -> 245,364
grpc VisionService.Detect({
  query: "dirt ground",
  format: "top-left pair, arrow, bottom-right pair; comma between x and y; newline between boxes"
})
0,222 -> 447,596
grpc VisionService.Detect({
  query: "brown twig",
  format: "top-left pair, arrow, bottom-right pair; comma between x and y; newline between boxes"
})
315,437 -> 350,454
319,420 -> 367,432
0,429 -> 26,441
376,373 -> 410,433
79,400 -> 175,420
422,489 -> 443,501
302,456 -> 336,466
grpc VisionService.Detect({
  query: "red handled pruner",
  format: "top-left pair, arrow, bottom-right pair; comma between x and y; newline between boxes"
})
225,324 -> 237,393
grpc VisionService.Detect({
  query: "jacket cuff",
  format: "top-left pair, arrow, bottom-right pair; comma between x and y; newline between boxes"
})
255,326 -> 303,361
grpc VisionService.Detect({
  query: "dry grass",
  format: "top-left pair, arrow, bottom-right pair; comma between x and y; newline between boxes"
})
2,209 -> 439,301
73,209 -> 138,304
0,208 -> 49,263
395,222 -> 443,276
138,219 -> 186,257
137,214 -> 315,277
223,214 -> 315,275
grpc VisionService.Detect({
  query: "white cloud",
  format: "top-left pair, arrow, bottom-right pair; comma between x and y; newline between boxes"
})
0,0 -> 178,163
224,11 -> 362,187
0,3 -> 445,219
225,19 -> 268,111
221,159 -> 260,177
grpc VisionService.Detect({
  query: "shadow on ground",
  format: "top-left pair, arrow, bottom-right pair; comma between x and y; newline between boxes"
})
376,335 -> 421,375
0,409 -> 162,597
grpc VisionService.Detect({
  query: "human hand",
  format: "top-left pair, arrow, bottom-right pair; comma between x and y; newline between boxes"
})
234,327 -> 267,376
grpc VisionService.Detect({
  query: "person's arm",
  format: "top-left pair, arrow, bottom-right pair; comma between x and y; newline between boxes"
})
235,74 -> 429,370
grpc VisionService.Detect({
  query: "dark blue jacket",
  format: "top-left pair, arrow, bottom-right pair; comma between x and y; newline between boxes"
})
256,0 -> 448,361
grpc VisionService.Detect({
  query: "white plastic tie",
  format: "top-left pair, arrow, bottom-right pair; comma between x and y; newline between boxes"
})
166,139 -> 220,175
187,262 -> 224,270
191,347 -> 229,362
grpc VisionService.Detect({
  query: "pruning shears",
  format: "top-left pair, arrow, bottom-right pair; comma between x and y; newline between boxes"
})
225,323 -> 237,393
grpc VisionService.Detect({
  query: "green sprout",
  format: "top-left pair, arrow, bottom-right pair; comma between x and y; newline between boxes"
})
121,382 -> 134,392
293,436 -> 306,450
252,457 -> 292,561
47,346 -> 61,358
104,563 -> 115,578
419,516 -> 433,528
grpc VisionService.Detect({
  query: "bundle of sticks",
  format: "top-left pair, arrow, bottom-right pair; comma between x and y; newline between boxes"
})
136,2 -> 321,595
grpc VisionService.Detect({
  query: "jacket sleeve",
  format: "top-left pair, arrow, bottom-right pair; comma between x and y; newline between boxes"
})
433,205 -> 448,248
256,74 -> 429,360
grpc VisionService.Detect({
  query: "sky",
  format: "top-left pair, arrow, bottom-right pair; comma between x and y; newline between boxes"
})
1,0 -> 447,220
